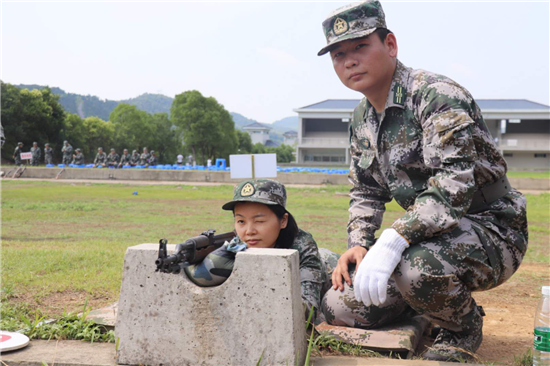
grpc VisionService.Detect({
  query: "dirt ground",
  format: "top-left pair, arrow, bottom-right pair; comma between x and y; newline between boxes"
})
470,262 -> 548,365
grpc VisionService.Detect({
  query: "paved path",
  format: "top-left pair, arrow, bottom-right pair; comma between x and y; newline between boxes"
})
1,340 -> 483,366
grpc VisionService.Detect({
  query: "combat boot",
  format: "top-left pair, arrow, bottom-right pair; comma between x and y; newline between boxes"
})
422,327 -> 482,362
422,306 -> 485,362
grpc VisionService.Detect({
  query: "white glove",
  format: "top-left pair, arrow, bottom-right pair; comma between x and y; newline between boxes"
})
353,228 -> 409,307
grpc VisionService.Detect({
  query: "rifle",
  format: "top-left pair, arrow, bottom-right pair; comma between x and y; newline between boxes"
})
155,229 -> 235,274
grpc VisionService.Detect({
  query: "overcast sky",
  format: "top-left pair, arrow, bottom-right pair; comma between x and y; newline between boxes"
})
2,1 -> 549,123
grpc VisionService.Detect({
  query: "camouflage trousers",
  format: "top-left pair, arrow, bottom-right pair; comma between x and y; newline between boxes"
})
45,155 -> 53,165
321,217 -> 526,334
62,156 -> 71,165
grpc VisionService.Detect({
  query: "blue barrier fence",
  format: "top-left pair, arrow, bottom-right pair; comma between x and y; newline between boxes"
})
56,160 -> 350,175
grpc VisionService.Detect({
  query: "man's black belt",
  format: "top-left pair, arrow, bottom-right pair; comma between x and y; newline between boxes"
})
468,176 -> 512,214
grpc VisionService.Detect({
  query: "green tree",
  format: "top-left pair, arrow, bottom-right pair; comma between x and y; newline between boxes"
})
1,82 -> 65,160
110,103 -> 154,153
62,113 -> 87,159
150,112 -> 180,164
236,130 -> 253,154
251,143 -> 266,154
81,117 -> 115,160
274,144 -> 295,163
171,90 -> 237,165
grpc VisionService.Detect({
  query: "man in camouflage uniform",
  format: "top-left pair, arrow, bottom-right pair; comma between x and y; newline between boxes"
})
44,143 -> 53,165
139,147 -> 150,166
317,1 -> 527,362
61,141 -> 73,165
30,142 -> 41,166
71,148 -> 85,165
129,150 -> 140,166
93,147 -> 107,168
106,148 -> 120,168
118,149 -> 131,168
13,142 -> 23,166
148,150 -> 157,166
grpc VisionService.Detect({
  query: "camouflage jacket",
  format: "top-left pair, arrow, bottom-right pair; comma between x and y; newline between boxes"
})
94,152 -> 107,164
72,152 -> 84,165
106,153 -> 120,164
31,147 -> 41,159
44,147 -> 53,157
130,154 -> 140,165
184,229 -> 329,319
13,146 -> 22,158
119,154 -> 131,164
348,60 -> 528,257
149,155 -> 157,165
62,145 -> 73,157
139,153 -> 150,165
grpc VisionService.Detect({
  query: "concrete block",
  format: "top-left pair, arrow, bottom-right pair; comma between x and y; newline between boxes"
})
115,245 -> 306,366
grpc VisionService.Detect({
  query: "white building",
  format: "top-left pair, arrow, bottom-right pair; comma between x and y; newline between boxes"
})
243,122 -> 272,145
294,99 -> 550,168
283,130 -> 298,146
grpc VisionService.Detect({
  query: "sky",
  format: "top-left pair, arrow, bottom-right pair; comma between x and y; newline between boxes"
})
2,1 -> 549,123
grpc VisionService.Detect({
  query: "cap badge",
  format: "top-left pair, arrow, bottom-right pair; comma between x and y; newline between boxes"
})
240,183 -> 255,197
333,17 -> 349,35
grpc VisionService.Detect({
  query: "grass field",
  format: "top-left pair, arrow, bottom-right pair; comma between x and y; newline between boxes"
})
1,179 -> 549,364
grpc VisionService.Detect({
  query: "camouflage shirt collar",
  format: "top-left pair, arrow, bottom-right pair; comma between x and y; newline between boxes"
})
384,59 -> 410,110
363,59 -> 411,117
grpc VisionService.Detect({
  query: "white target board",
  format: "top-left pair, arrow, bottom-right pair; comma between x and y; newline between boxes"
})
0,331 -> 30,352
229,154 -> 277,179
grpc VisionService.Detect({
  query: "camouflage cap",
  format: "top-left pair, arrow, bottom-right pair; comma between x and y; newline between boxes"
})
64,140 -> 68,144
45,143 -> 50,146
18,141 -> 23,145
123,149 -> 128,152
33,141 -> 38,145
76,148 -> 81,152
132,150 -> 137,154
318,0 -> 387,56
222,179 -> 287,211
110,148 -> 115,151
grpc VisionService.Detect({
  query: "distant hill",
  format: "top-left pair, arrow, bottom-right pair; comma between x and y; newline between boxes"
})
15,84 -> 173,121
271,116 -> 298,134
230,112 -> 258,130
14,84 -> 298,144
121,93 -> 173,116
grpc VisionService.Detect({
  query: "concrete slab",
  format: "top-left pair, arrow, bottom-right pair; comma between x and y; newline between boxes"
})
115,245 -> 306,366
316,316 -> 430,359
0,340 -> 489,366
1,339 -> 117,366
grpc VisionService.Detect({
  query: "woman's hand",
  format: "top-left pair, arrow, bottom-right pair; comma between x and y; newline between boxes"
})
331,246 -> 367,291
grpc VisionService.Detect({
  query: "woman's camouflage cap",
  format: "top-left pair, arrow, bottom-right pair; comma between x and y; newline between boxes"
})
318,0 -> 387,56
222,179 -> 287,211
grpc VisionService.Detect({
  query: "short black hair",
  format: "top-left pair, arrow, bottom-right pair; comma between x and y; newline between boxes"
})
374,28 -> 392,43
267,205 -> 299,249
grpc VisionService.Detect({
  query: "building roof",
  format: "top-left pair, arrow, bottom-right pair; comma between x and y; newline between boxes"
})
283,130 -> 297,136
295,99 -> 550,112
265,140 -> 279,147
243,122 -> 272,130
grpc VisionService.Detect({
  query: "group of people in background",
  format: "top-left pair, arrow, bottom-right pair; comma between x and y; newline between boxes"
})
13,141 -> 158,168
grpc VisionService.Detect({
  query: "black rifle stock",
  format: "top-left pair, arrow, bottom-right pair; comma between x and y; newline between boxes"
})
155,229 -> 235,274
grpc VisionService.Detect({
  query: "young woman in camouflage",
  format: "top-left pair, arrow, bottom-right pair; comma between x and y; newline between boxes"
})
317,1 -> 527,362
184,179 -> 338,320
